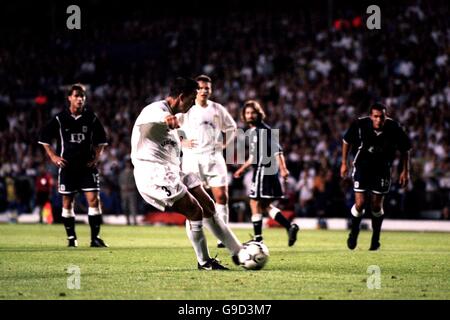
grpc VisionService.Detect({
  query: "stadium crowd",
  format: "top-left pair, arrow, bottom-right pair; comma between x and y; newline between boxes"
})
0,1 -> 449,222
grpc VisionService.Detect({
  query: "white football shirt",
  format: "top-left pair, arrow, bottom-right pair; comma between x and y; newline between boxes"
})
178,100 -> 236,154
131,100 -> 181,167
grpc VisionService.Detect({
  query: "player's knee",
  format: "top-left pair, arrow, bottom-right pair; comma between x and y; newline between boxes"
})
260,199 -> 271,211
372,208 -> 384,217
202,198 -> 216,218
372,205 -> 381,213
62,197 -> 74,209
371,203 -> 383,214
62,202 -> 73,210
355,200 -> 365,212
88,197 -> 99,208
370,199 -> 383,212
215,193 -> 228,205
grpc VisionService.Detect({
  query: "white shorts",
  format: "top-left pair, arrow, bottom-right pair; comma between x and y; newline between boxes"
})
133,160 -> 201,211
182,152 -> 228,188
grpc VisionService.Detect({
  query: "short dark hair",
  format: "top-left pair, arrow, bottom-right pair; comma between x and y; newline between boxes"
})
241,100 -> 266,123
68,83 -> 86,96
370,102 -> 387,114
195,74 -> 212,83
168,77 -> 198,98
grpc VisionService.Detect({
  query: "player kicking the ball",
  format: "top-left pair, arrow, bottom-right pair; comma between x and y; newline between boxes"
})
131,77 -> 242,270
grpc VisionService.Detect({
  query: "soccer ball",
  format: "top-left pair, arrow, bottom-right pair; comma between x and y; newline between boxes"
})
237,241 -> 269,270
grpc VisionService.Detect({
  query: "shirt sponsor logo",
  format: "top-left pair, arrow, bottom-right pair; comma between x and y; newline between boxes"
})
160,139 -> 177,148
70,133 -> 86,143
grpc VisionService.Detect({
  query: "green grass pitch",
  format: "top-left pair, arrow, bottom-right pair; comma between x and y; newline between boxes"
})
0,224 -> 449,300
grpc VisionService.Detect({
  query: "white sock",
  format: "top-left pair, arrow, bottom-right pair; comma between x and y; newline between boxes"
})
267,206 -> 279,219
251,213 -> 263,222
351,204 -> 365,218
372,209 -> 384,217
88,207 -> 102,216
185,220 -> 210,265
203,214 -> 242,255
216,203 -> 229,245
62,208 -> 75,218
251,213 -> 263,239
216,203 -> 229,224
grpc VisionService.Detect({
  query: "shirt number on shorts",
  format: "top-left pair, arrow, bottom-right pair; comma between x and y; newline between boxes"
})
161,186 -> 172,197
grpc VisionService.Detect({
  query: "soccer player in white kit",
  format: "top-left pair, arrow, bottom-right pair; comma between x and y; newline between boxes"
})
131,77 -> 242,270
177,75 -> 237,248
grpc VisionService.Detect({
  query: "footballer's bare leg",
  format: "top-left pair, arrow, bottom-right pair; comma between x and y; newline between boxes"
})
189,185 -> 242,256
172,191 -> 204,220
211,186 -> 228,206
62,194 -> 77,247
369,193 -> 385,251
354,192 -> 366,213
62,194 -> 75,210
85,191 -> 100,208
211,186 -> 229,222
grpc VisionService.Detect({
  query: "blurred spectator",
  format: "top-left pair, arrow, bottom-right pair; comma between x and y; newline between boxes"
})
118,160 -> 139,225
5,175 -> 18,222
100,185 -> 121,216
34,164 -> 54,223
295,166 -> 316,217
